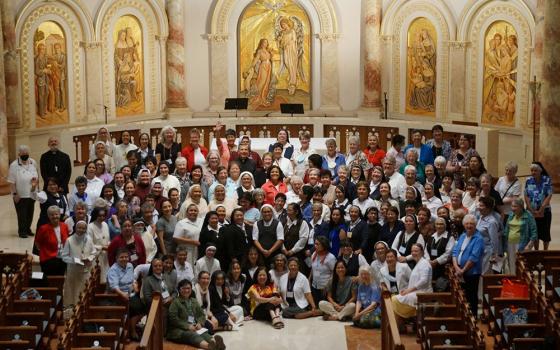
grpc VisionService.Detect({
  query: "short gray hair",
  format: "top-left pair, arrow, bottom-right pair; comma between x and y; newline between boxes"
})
512,197 -> 525,208
348,135 -> 360,144
404,165 -> 417,173
18,144 -> 30,153
405,148 -> 419,159
434,156 -> 447,166
47,205 -> 60,215
505,161 -> 518,173
73,200 -> 88,211
175,156 -> 187,166
325,138 -> 337,147
290,175 -> 303,184
462,214 -> 477,225
159,125 -> 177,141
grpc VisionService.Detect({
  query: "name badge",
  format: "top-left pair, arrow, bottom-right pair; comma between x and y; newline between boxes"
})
431,249 -> 438,257
398,246 -> 406,254
130,254 -> 138,262
187,316 -> 195,323
287,291 -> 294,298
162,290 -> 170,299
391,286 -> 398,293
347,231 -> 352,238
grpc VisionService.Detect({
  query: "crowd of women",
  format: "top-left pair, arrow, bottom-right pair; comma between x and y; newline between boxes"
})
6,123 -> 553,348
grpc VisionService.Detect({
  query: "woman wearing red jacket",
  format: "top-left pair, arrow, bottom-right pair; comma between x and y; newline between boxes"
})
107,218 -> 146,267
181,128 -> 208,172
261,165 -> 288,205
35,205 -> 69,276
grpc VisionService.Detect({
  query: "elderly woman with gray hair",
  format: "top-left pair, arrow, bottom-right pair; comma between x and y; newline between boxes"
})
524,162 -> 553,250
503,198 -> 537,273
322,138 -> 346,179
35,205 -> 70,276
345,135 -> 371,173
494,161 -> 521,216
399,148 -> 426,184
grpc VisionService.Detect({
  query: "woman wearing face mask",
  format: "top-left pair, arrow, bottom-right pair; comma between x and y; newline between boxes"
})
167,279 -> 226,350
61,220 -> 96,306
380,249 -> 411,295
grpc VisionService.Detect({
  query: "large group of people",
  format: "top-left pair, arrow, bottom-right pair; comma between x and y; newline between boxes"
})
6,122 -> 553,348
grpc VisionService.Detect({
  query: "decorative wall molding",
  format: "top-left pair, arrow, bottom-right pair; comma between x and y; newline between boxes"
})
17,3 -> 85,128
447,41 -> 470,50
464,2 -> 533,128
80,41 -> 102,49
205,34 -> 230,42
387,1 -> 453,120
315,33 -> 341,41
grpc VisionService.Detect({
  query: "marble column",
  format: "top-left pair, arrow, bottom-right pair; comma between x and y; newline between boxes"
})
539,0 -> 560,191
208,34 -> 229,111
448,41 -> 468,120
81,42 -> 103,123
165,0 -> 187,108
361,0 -> 382,108
1,0 -> 20,161
318,34 -> 340,110
532,0 -> 545,157
0,12 -> 10,195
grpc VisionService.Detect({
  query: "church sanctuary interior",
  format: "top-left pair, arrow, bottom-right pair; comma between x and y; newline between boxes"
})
0,0 -> 559,349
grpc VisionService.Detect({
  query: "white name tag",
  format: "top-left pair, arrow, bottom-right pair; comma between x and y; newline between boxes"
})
347,231 -> 352,238
431,249 -> 438,257
287,291 -> 294,298
187,316 -> 195,323
391,286 -> 398,293
399,246 -> 406,254
162,290 -> 170,299
130,254 -> 138,262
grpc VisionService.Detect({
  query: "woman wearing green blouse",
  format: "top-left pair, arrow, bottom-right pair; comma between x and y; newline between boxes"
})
167,279 -> 225,349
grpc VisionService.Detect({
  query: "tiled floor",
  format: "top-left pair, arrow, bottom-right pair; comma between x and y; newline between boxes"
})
2,194 -> 559,350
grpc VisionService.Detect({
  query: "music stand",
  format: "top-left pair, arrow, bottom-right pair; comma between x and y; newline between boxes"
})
280,103 -> 304,117
224,98 -> 248,118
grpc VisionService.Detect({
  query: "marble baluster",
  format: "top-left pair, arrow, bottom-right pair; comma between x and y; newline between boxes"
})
1,0 -> 20,160
361,0 -> 382,108
0,12 -> 10,195
165,0 -> 188,108
539,0 -> 560,190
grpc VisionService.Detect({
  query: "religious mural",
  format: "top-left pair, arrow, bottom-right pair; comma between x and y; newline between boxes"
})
34,21 -> 68,127
406,17 -> 437,116
482,21 -> 517,126
113,15 -> 144,117
239,0 -> 311,111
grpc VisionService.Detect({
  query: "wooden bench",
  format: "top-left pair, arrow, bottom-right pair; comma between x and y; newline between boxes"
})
0,325 -> 41,348
426,330 -> 470,347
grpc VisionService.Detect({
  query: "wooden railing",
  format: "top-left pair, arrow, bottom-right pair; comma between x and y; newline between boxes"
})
380,284 -> 405,350
407,129 -> 477,150
236,124 -> 314,140
324,125 -> 399,154
137,293 -> 163,350
72,129 -> 141,166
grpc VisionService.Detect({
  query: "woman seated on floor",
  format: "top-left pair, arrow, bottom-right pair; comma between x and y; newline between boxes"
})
278,257 -> 319,319
391,243 -> 433,327
319,260 -> 356,321
247,267 -> 284,329
209,270 -> 244,330
353,265 -> 382,329
167,279 -> 226,350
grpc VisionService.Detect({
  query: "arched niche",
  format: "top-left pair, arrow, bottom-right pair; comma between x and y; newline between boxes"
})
458,0 -> 534,128
95,0 -> 168,120
16,0 -> 92,129
207,0 -> 340,112
381,0 -> 455,121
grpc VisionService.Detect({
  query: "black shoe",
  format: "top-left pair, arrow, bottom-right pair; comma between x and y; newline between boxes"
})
18,233 -> 28,238
27,232 -> 34,236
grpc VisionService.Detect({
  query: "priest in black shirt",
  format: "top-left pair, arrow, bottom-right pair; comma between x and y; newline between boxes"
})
40,137 -> 72,194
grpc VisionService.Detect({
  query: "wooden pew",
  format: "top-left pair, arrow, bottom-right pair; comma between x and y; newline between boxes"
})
0,325 -> 41,348
137,294 -> 163,350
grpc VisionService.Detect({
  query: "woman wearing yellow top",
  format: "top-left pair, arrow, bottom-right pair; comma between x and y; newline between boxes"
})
246,267 -> 284,329
503,198 -> 537,273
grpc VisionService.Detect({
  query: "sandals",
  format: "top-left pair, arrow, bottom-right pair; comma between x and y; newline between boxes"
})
272,316 -> 284,329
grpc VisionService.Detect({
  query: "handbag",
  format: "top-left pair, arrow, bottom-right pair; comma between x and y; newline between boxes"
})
500,278 -> 528,298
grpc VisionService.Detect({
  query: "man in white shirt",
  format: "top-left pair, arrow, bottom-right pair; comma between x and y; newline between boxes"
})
8,145 -> 39,238
382,156 -> 405,199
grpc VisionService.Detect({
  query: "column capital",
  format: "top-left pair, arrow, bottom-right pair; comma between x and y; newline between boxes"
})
315,33 -> 341,42
205,33 -> 229,42
80,41 -> 102,50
